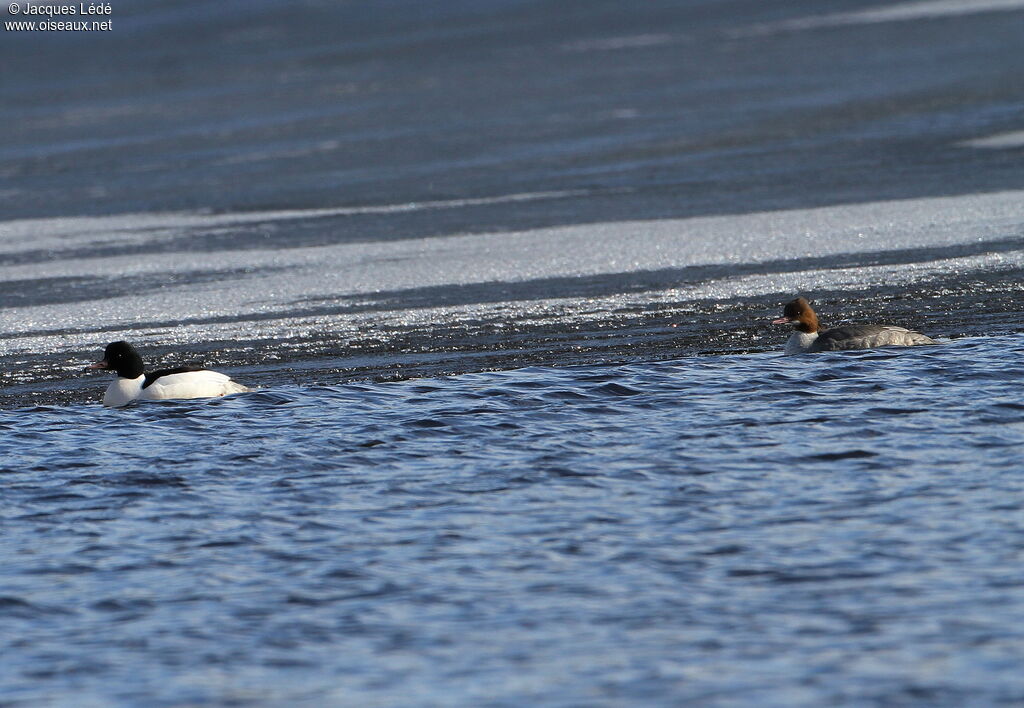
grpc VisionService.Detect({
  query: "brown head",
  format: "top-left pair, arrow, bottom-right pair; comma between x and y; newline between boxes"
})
771,297 -> 820,333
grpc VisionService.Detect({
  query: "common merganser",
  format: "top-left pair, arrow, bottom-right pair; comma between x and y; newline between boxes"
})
772,297 -> 936,355
87,341 -> 250,407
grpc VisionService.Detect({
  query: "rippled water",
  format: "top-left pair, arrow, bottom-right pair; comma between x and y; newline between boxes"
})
3,335 -> 1023,706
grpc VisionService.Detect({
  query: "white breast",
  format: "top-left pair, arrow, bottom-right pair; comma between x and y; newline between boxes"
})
103,375 -> 145,408
784,331 -> 819,355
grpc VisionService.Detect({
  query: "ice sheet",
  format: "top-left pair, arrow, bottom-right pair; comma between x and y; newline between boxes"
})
1,189 -> 1022,358
737,0 -> 1024,36
958,131 -> 1024,149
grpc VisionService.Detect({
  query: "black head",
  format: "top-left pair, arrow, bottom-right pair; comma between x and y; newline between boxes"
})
88,341 -> 145,378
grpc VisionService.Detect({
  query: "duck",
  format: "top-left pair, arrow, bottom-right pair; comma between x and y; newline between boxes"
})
772,297 -> 936,355
87,341 -> 250,407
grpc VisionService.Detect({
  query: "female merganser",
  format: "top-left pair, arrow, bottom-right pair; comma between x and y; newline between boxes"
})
87,341 -> 250,407
772,297 -> 936,355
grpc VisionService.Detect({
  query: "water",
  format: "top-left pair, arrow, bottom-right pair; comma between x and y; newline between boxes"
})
4,1 -> 1024,703
4,335 -> 1023,706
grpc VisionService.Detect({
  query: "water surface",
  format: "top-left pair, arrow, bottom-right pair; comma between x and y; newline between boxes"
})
3,335 -> 1023,706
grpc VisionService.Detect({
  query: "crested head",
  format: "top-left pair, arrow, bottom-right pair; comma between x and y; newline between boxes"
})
773,297 -> 820,333
94,341 -> 145,379
103,340 -> 136,358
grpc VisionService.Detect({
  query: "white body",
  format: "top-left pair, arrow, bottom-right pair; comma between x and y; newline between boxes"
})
103,371 -> 249,407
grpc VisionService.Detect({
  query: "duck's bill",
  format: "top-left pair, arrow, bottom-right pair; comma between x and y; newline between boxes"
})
85,360 -> 109,371
771,316 -> 793,325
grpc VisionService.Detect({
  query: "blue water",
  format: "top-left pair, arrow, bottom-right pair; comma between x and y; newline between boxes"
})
3,336 -> 1023,706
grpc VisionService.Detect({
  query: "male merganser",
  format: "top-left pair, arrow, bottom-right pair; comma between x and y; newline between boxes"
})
87,341 -> 250,407
772,297 -> 936,355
